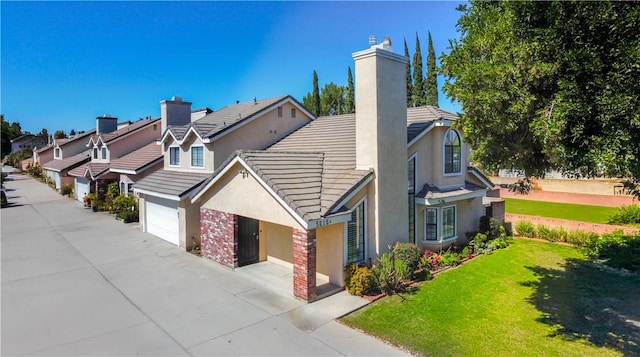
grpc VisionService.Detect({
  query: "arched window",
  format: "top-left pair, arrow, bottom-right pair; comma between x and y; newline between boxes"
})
444,130 -> 461,174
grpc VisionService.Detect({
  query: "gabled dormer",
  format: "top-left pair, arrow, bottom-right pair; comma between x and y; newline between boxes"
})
85,116 -> 161,164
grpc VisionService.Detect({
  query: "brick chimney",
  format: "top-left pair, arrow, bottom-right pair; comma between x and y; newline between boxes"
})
160,96 -> 192,131
352,36 -> 408,254
96,114 -> 118,135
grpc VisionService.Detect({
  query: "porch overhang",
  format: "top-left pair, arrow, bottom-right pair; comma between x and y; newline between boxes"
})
416,189 -> 486,206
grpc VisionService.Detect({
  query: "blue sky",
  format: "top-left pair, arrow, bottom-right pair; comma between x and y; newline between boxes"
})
2,1 -> 464,134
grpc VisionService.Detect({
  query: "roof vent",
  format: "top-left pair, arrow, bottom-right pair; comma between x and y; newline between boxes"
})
171,96 -> 183,102
369,35 -> 377,46
253,96 -> 257,105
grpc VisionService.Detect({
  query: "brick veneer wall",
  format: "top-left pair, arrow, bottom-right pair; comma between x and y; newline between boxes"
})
293,228 -> 317,301
201,208 -> 238,268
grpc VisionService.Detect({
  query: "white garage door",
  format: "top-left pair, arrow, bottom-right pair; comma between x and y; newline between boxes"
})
145,196 -> 179,245
75,178 -> 90,203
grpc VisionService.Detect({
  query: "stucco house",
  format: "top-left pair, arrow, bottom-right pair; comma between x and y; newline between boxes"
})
189,38 -> 494,301
68,116 -> 161,202
133,96 -> 314,249
40,130 -> 96,190
10,133 -> 48,153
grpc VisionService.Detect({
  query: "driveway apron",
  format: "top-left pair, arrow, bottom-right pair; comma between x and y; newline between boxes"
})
1,172 -> 408,356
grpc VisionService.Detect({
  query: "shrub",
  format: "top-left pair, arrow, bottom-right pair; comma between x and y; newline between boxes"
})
372,253 -> 410,294
608,204 -> 640,226
60,184 -> 73,198
479,216 -> 500,239
536,225 -> 553,241
515,221 -> 536,237
420,250 -> 442,270
347,265 -> 376,296
589,231 -> 640,272
344,263 -> 357,288
26,163 -> 45,179
392,242 -> 421,273
112,195 -> 138,222
440,250 -> 461,266
567,230 -> 599,248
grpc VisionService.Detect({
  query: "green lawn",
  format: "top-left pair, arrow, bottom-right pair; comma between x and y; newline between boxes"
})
504,198 -> 618,224
341,239 -> 640,357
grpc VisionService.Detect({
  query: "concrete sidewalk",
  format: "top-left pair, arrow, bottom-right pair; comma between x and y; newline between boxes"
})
1,172 -> 409,356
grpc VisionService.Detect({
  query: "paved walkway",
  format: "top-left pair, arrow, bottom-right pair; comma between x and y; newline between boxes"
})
1,172 -> 408,356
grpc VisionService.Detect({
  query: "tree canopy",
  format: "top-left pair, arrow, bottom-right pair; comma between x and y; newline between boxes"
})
425,31 -> 438,107
441,1 -> 640,192
302,67 -> 355,117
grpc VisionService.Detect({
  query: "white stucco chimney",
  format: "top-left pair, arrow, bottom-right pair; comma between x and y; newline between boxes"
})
353,36 -> 408,253
160,96 -> 192,131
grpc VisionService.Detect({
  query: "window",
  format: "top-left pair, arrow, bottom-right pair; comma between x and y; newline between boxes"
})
101,147 -> 107,160
54,148 -> 61,159
277,107 -> 283,117
291,108 -> 296,118
444,130 -> 462,174
408,155 -> 416,243
425,208 -> 438,241
169,147 -> 180,166
190,146 -> 204,168
93,147 -> 98,160
442,206 -> 456,239
346,200 -> 366,263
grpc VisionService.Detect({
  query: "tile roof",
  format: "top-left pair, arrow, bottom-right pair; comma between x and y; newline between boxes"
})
167,96 -> 290,141
133,169 -> 210,199
68,162 -> 110,179
42,150 -> 90,172
110,142 -> 162,173
416,181 -> 487,200
194,105 -> 459,222
89,118 -> 159,144
55,130 -> 96,147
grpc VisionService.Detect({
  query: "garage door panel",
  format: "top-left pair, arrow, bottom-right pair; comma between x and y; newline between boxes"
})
75,179 -> 90,203
145,196 -> 179,245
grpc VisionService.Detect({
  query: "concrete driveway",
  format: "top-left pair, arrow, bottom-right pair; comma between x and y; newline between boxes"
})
1,172 -> 409,356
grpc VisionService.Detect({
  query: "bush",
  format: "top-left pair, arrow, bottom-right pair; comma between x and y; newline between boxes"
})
112,195 -> 138,222
536,224 -> 553,241
392,242 -> 421,273
515,221 -> 537,237
60,184 -> 73,198
567,230 -> 599,248
372,253 -> 410,294
440,251 -> 461,266
420,250 -> 442,270
479,216 -> 500,239
347,265 -> 376,296
608,204 -> 640,225
26,163 -> 45,179
3,148 -> 31,168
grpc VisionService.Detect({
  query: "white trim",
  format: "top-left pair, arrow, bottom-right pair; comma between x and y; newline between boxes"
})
343,197 -> 367,265
441,205 -> 457,240
189,145 -> 205,169
101,146 -> 108,161
469,167 -> 494,189
110,157 -> 163,175
423,207 -> 438,242
308,211 -> 352,229
133,188 -> 181,202
416,189 -> 486,206
168,146 -> 181,167
191,156 -> 308,229
443,128 -> 463,177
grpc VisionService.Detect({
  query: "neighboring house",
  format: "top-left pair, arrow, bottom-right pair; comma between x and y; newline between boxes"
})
189,38 -> 494,301
110,142 -> 163,195
68,116 -> 161,202
133,96 -> 314,249
41,130 -> 96,190
10,133 -> 48,153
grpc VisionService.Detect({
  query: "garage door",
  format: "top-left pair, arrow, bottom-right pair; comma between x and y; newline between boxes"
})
145,196 -> 179,245
75,178 -> 90,203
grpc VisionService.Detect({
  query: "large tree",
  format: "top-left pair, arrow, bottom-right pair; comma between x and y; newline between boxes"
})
425,31 -> 438,107
412,33 -> 424,107
441,1 -> 640,195
345,67 -> 355,114
1,115 -> 23,157
319,82 -> 345,116
404,38 -> 413,107
303,71 -> 322,117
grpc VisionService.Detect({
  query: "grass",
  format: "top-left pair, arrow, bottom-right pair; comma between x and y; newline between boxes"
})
341,239 -> 640,357
504,198 -> 618,224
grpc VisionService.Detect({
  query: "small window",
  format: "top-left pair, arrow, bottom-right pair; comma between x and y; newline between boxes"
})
93,147 -> 98,160
169,147 -> 180,166
425,208 -> 438,241
153,124 -> 157,131
346,200 -> 366,264
444,130 -> 462,174
291,108 -> 296,118
190,146 -> 204,168
442,206 -> 456,239
277,107 -> 283,117
54,147 -> 61,159
101,147 -> 107,160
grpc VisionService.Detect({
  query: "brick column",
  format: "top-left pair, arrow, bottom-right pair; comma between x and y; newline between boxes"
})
293,228 -> 317,301
200,208 -> 238,268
